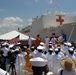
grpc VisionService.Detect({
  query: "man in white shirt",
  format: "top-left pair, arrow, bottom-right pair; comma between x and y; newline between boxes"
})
45,36 -> 50,50
28,36 -> 32,48
51,33 -> 57,47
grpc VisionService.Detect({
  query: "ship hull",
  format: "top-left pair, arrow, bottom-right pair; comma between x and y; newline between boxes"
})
40,22 -> 76,42
23,22 -> 76,42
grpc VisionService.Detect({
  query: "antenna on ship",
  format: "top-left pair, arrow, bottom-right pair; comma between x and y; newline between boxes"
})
54,4 -> 58,14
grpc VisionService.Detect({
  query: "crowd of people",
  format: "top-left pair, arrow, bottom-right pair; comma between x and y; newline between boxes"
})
0,33 -> 76,75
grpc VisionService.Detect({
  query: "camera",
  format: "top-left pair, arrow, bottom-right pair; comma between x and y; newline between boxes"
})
6,51 -> 19,75
7,51 -> 19,64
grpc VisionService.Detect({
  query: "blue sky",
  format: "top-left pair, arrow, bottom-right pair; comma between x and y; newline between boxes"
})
0,0 -> 76,34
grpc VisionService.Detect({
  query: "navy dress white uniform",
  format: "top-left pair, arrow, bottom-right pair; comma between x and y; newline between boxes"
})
57,58 -> 76,75
62,42 -> 69,55
35,45 -> 46,59
52,48 -> 62,75
39,42 -> 46,53
57,47 -> 65,58
0,68 -> 9,75
22,46 -> 27,56
46,48 -> 53,71
46,72 -> 53,75
67,48 -> 76,61
30,46 -> 37,57
15,53 -> 25,75
30,57 -> 47,75
74,49 -> 76,57
1,44 -> 9,57
15,49 -> 25,75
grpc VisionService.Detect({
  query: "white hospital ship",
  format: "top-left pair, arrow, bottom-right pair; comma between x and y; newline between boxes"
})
20,13 -> 76,42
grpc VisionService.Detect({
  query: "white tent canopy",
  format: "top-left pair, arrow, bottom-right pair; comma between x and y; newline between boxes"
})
0,30 -> 35,40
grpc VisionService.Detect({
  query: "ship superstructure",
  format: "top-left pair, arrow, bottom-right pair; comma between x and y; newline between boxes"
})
20,13 -> 76,42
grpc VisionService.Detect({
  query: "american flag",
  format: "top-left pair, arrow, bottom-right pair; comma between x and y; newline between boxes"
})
10,35 -> 20,44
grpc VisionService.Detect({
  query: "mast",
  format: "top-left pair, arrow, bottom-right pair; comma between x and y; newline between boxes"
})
54,4 -> 58,14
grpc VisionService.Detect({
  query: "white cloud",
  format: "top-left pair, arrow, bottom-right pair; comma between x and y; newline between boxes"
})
3,17 -> 23,23
0,22 -> 21,27
46,0 -> 53,4
28,18 -> 33,22
49,0 -> 53,4
0,17 -> 24,28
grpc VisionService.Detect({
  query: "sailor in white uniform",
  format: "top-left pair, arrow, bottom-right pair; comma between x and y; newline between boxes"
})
39,42 -> 46,54
48,42 -> 54,55
30,46 -> 36,57
67,42 -> 72,47
0,68 -> 9,75
1,43 -> 9,57
62,42 -> 69,56
15,48 -> 25,75
30,57 -> 47,75
48,42 -> 54,50
67,48 -> 76,61
74,49 -> 76,57
57,47 -> 65,58
35,45 -> 48,74
22,46 -> 27,56
35,45 -> 46,59
52,48 -> 62,75
46,48 -> 53,71
8,44 -> 15,52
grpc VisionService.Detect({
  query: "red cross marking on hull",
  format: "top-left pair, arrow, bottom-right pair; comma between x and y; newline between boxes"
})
56,15 -> 64,25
